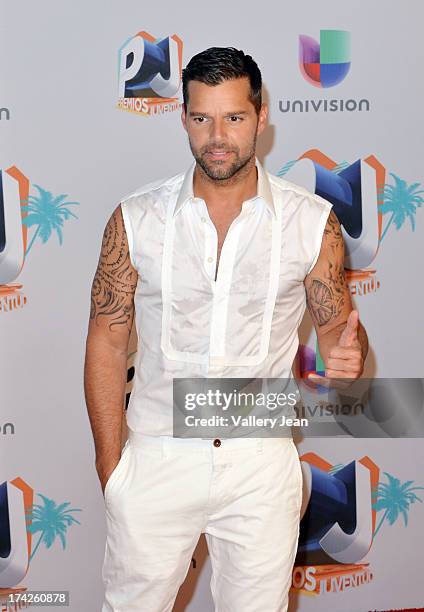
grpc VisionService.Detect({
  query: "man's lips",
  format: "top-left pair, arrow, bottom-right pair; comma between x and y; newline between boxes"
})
204,150 -> 233,159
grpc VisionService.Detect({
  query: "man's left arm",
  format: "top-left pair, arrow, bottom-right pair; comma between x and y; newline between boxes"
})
304,209 -> 369,382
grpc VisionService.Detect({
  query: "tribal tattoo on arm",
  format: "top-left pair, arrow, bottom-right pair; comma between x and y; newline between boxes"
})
90,205 -> 138,333
305,209 -> 351,329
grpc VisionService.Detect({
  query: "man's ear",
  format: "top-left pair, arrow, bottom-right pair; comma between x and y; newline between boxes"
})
256,103 -> 268,136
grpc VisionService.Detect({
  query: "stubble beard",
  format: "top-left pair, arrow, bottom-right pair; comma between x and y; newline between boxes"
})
190,136 -> 257,183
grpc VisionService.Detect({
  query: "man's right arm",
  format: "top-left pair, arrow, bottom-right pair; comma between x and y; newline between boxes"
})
83,203 -> 138,495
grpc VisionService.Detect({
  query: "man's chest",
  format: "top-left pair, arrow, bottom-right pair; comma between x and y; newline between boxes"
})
132,197 -> 315,366
136,199 -> 307,295
207,208 -> 243,281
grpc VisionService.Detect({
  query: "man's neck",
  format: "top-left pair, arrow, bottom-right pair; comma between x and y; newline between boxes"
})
193,157 -> 258,211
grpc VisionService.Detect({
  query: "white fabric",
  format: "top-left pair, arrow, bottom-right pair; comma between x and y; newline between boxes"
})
101,431 -> 303,612
120,160 -> 332,436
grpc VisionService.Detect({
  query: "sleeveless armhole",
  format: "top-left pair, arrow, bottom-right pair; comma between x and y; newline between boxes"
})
306,202 -> 333,275
120,201 -> 137,271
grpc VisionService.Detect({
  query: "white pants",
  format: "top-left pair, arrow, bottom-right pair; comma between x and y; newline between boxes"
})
101,431 -> 303,612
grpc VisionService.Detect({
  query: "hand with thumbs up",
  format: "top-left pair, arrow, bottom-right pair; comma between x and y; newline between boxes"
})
308,309 -> 365,388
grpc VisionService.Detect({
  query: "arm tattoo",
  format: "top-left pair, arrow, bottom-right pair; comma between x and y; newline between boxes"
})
324,208 -> 343,248
90,208 -> 137,331
306,210 -> 346,327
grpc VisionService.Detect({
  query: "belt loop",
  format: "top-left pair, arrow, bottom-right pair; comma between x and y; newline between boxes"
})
161,436 -> 168,459
256,438 -> 263,454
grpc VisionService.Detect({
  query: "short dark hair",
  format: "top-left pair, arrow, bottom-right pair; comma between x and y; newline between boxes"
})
182,47 -> 262,114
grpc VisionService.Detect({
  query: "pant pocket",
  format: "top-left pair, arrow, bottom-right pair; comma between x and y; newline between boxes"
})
104,440 -> 131,504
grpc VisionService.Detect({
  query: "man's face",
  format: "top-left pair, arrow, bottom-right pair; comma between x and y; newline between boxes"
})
182,77 -> 267,181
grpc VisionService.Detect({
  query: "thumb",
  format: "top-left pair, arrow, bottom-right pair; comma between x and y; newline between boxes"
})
338,310 -> 360,347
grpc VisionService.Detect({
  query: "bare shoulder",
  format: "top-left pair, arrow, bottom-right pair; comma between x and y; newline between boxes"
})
89,204 -> 137,338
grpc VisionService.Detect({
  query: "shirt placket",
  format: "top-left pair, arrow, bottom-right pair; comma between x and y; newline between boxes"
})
198,200 -> 218,283
194,200 -> 254,367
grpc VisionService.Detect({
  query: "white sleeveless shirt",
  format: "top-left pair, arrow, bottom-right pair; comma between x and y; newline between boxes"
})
120,159 -> 332,436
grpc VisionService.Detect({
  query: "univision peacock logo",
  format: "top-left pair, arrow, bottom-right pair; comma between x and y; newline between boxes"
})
299,30 -> 351,88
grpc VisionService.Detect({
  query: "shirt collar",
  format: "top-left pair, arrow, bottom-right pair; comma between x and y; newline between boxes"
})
174,157 -> 276,218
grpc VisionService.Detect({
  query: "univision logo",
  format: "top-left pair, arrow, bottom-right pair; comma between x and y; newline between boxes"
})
0,422 -> 14,435
279,30 -> 370,114
299,29 -> 350,88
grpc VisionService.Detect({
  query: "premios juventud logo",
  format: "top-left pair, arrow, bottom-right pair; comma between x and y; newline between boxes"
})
291,453 -> 424,596
278,149 -> 424,298
0,478 -> 81,606
0,166 -> 79,313
117,31 -> 183,117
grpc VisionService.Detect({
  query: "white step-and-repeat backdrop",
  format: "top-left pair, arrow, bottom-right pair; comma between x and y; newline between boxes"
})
1,1 -> 423,610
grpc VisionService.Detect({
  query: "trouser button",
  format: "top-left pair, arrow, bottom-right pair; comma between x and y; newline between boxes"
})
213,438 -> 221,447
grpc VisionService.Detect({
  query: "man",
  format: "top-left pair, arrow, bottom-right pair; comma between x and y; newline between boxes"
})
84,47 -> 368,611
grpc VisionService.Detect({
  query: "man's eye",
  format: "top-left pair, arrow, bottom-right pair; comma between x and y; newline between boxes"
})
194,117 -> 206,123
228,116 -> 242,122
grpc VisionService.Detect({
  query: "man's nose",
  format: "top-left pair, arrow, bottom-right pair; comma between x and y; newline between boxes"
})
210,119 -> 226,142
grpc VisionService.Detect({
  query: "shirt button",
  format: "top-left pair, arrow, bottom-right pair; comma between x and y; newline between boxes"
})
213,438 -> 221,447
207,256 -> 213,263
201,217 -> 207,223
